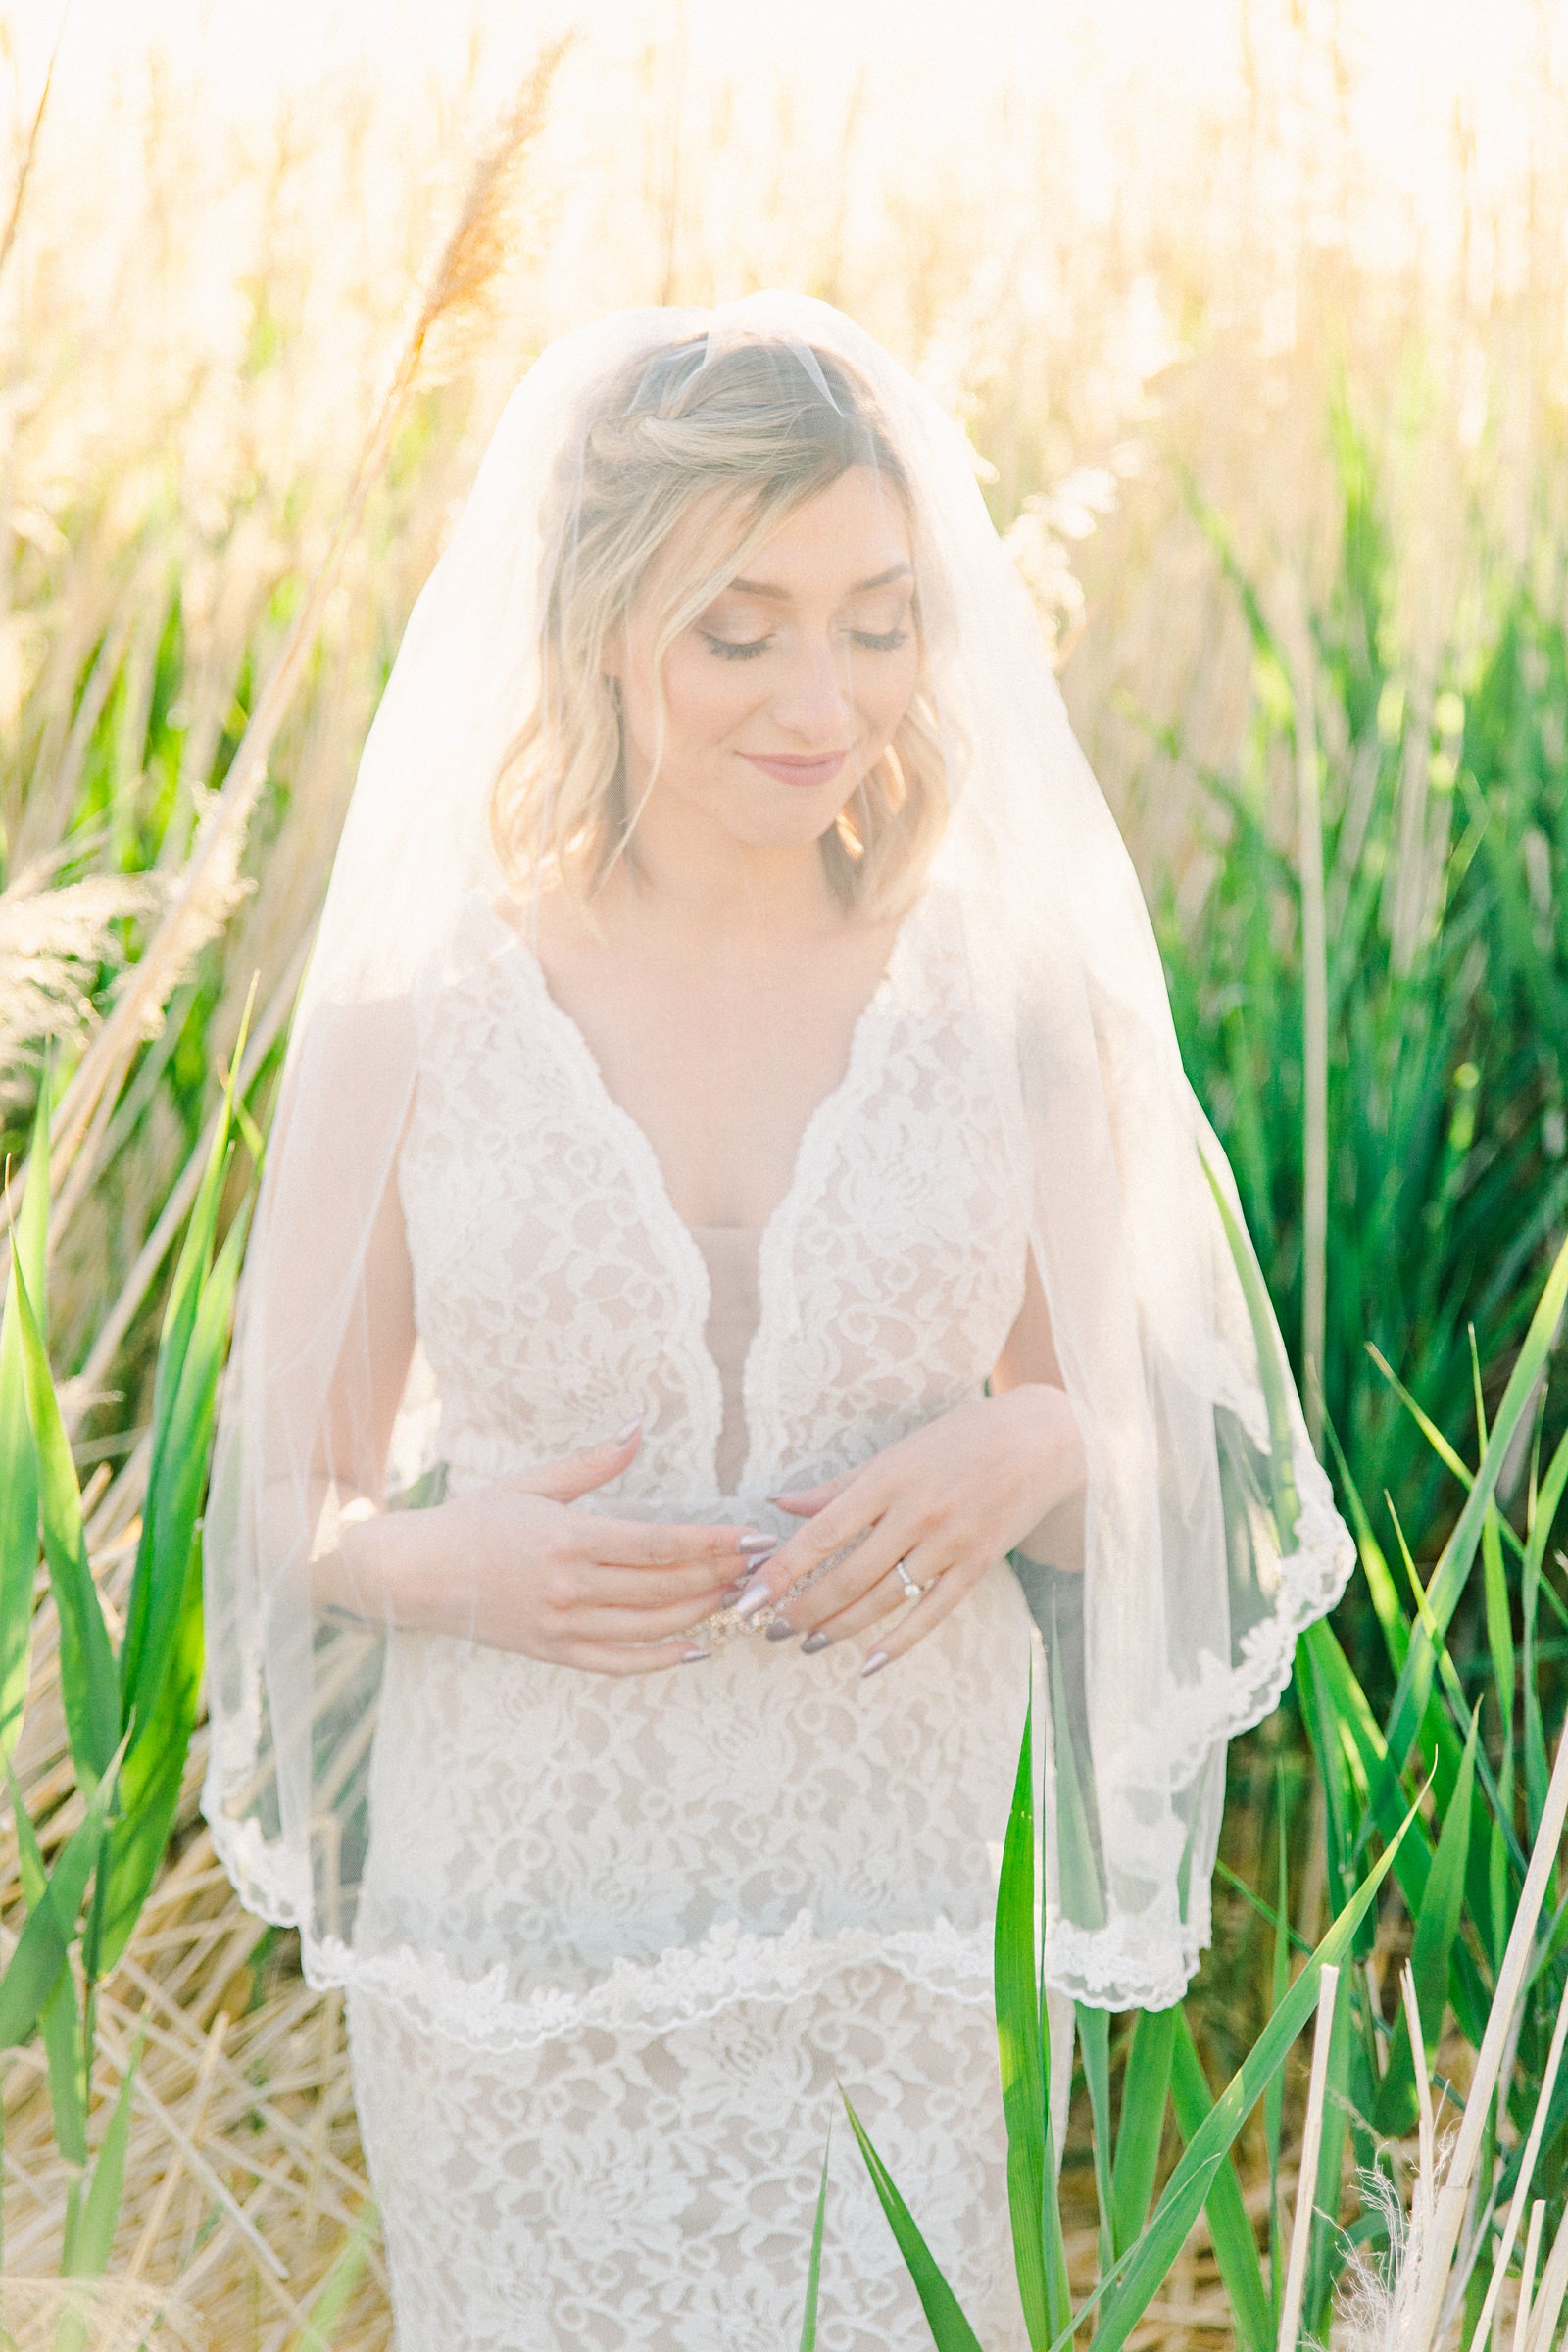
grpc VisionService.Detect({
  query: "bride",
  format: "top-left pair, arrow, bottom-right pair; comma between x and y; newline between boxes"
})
201,297 -> 1353,2349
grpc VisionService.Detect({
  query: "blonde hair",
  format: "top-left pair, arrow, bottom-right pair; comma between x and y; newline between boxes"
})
489,335 -> 949,918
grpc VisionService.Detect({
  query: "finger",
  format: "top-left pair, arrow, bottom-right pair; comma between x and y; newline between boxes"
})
589,1516 -> 772,1571
575,1556 -> 755,1611
562,1636 -> 713,1678
513,1419 -> 644,1503
732,1486 -> 887,1618
770,1516 -> 922,1637
858,1557 -> 983,1676
767,1469 -> 857,1517
801,1544 -> 950,1647
572,1588 -> 733,1642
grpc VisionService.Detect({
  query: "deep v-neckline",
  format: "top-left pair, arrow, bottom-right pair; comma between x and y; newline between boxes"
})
474,886 -> 933,1494
477,888 -> 930,1264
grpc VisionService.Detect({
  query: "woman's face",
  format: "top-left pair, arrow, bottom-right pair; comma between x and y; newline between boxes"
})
606,465 -> 921,856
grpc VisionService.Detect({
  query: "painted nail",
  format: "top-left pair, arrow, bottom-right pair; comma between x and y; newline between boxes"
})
764,1619 -> 796,1642
738,1532 -> 777,1554
613,1417 -> 644,1445
859,1647 -> 889,1679
801,1631 -> 831,1655
680,1646 -> 710,1665
719,1582 -> 748,1605
734,1581 -> 771,1619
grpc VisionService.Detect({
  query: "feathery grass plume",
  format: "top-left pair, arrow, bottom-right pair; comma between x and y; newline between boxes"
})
1400,1711 -> 1568,2352
1334,2138 -> 1457,2352
0,2271 -> 204,2352
6,41 -> 568,1251
0,868 -> 171,1109
0,3 -> 66,291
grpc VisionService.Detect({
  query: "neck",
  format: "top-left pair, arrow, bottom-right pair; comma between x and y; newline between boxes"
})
606,789 -> 843,943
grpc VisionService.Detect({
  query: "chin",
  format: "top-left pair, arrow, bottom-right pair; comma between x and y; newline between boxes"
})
725,808 -> 848,855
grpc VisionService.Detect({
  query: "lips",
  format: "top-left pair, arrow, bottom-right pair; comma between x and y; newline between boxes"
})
740,749 -> 851,788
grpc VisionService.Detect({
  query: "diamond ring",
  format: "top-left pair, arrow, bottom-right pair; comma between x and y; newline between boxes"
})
892,1554 -> 928,1599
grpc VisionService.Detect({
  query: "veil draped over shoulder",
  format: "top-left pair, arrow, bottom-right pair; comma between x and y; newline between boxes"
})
200,291 -> 1354,2025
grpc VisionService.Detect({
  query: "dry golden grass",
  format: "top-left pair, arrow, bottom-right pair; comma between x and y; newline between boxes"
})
0,1488 -> 386,2347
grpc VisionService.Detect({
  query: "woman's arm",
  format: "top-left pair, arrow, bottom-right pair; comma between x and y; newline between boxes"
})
247,995 -> 420,1627
306,1108 -> 420,1623
988,1243 -> 1087,1574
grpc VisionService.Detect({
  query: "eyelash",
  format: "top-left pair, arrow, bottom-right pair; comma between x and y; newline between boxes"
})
701,627 -> 911,661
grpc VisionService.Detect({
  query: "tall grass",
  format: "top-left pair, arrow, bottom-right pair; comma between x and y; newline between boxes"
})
811,1233 -> 1568,2352
1156,391 -> 1568,1586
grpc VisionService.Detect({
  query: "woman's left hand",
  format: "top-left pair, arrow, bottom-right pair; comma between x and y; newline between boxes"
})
732,1384 -> 1086,1675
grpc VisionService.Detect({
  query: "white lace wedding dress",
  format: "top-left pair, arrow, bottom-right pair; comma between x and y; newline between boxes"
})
344,876 -> 1042,2350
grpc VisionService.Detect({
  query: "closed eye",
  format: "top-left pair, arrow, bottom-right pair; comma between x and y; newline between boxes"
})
701,625 -> 911,661
701,632 -> 772,661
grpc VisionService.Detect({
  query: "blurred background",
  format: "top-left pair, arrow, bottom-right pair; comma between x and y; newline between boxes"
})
3,2 -> 1567,2335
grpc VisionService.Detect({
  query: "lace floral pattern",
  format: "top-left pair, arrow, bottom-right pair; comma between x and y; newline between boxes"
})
348,1963 -> 1029,2352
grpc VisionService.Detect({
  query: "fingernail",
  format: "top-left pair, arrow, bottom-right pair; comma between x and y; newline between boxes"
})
734,1581 -> 771,1619
764,1619 -> 795,1642
766,1491 -> 801,1504
719,1581 -> 748,1604
860,1648 -> 889,1678
738,1532 -> 776,1554
613,1417 -> 643,1445
801,1631 -> 831,1655
680,1646 -> 710,1665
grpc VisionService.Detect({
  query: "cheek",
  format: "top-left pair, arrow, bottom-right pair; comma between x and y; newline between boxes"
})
659,644 -> 760,747
858,646 -> 921,739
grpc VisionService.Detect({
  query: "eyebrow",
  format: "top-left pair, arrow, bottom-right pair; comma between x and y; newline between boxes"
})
723,562 -> 914,602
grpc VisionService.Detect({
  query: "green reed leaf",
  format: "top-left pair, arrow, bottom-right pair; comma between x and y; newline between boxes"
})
120,983 -> 253,1721
282,2201 -> 381,2352
1110,2006 -> 1176,2258
63,2034 -> 141,2279
1521,1424 -> 1568,1838
0,1733 -> 125,2050
1384,1224 -> 1568,1775
841,2089 -> 988,2352
995,1689 -> 1051,2348
8,1242 -> 118,1790
1375,1708 -> 1477,2134
798,2125 -> 830,2351
1076,2000 -> 1115,2277
10,1772 -> 85,2168
0,1078 -> 50,1771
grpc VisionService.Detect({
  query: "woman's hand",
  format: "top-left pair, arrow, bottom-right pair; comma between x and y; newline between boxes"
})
730,1385 -> 1085,1676
330,1422 -> 772,1675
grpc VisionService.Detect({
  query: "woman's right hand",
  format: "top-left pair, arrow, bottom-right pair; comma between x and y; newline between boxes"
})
337,1421 -> 771,1674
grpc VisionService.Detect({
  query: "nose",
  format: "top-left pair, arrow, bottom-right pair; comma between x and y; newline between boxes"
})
769,632 -> 856,744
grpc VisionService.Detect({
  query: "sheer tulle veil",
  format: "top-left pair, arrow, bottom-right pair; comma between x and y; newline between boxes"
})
200,290 -> 1354,2023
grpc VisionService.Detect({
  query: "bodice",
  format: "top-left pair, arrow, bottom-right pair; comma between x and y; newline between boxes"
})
396,879 -> 1034,1516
